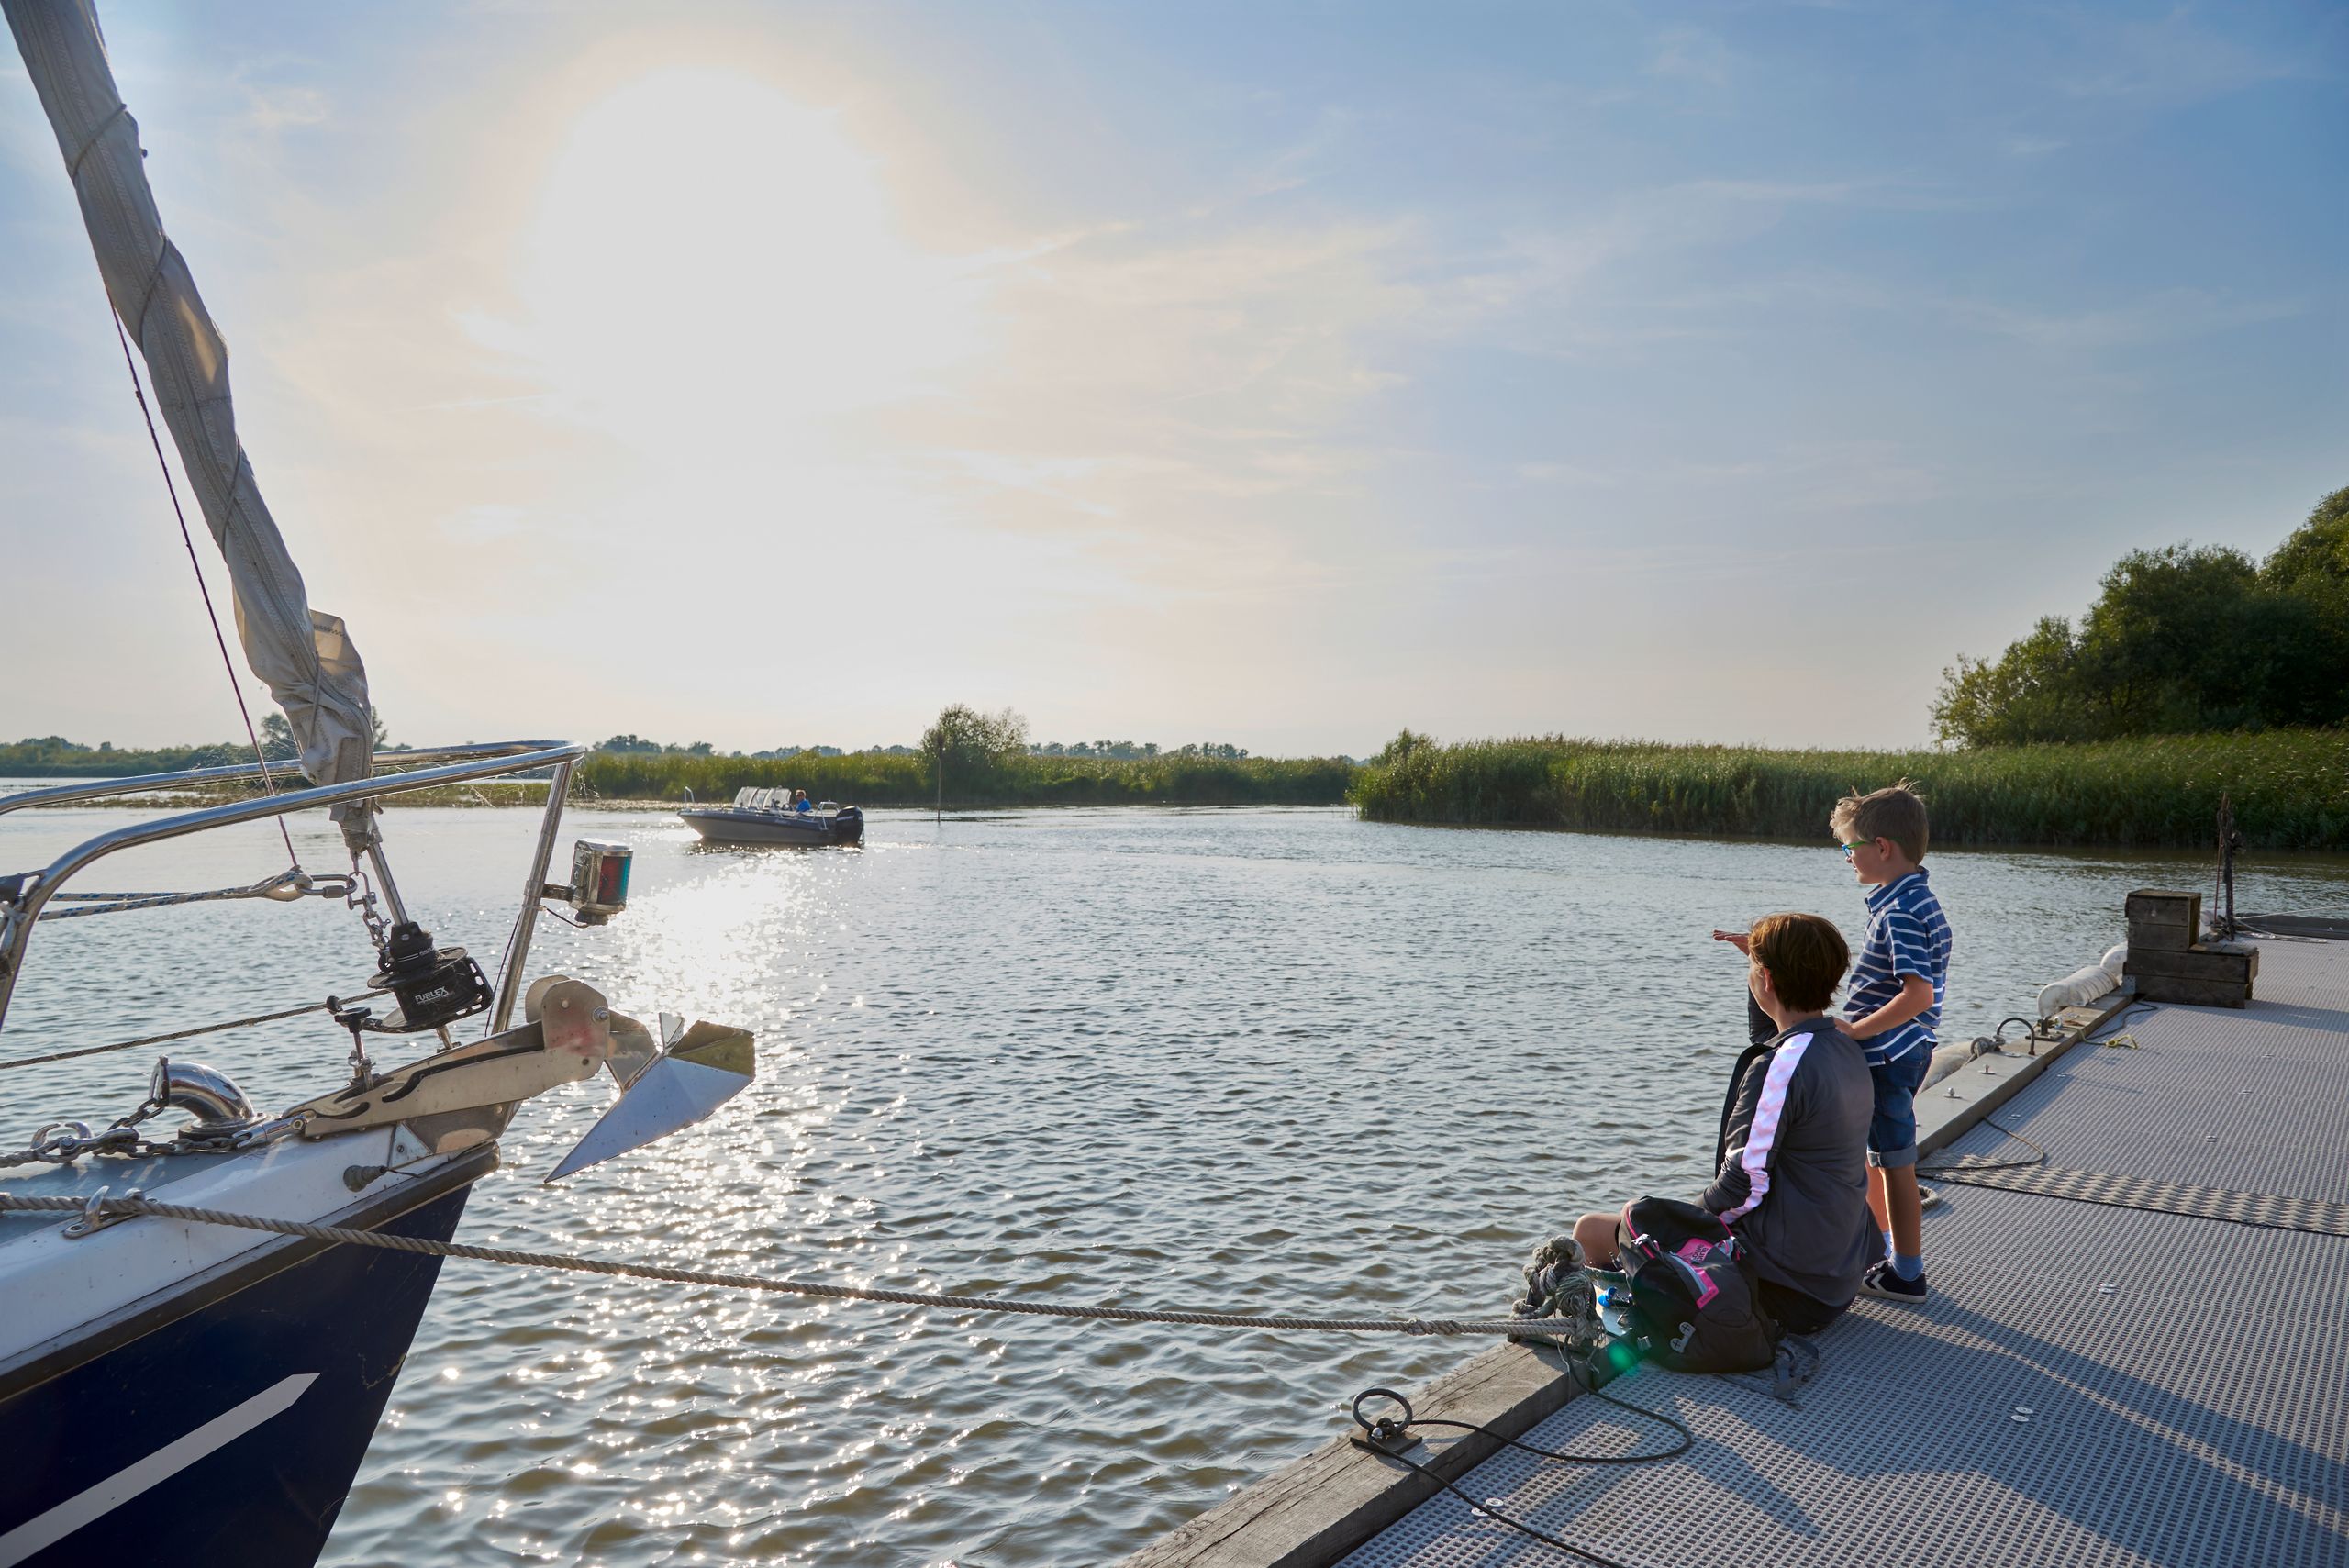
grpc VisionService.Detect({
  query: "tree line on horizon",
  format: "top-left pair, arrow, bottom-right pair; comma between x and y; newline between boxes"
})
1933,485 -> 2349,747
18,487 -> 2345,785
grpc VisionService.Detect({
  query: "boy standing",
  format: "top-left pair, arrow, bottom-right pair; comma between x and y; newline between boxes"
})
1833,783 -> 1951,1304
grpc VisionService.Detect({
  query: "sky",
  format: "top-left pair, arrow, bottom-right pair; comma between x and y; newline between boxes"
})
2,1 -> 2343,757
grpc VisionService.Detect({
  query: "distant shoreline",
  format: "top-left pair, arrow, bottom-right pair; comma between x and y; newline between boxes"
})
1350,728 -> 2349,851
18,728 -> 2348,850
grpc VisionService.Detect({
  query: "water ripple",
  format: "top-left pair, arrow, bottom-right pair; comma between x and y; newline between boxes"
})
4,801 -> 2346,1563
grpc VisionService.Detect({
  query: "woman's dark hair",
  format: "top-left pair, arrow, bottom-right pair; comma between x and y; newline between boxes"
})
1749,912 -> 1850,1013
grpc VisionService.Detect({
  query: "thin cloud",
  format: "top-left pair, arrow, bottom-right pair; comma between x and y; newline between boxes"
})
239,83 -> 328,129
1943,289 -> 2306,351
2055,11 -> 2322,104
1649,26 -> 1731,87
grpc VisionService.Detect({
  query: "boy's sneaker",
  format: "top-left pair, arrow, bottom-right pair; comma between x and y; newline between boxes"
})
1861,1261 -> 1929,1306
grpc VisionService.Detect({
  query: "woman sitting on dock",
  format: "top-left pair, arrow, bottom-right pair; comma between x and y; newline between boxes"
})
1573,912 -> 1878,1336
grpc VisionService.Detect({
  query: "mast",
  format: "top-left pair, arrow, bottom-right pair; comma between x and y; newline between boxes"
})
6,0 -> 377,823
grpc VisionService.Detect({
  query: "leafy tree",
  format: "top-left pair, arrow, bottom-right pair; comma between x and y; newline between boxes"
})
1933,488 -> 2349,745
598,734 -> 662,753
1376,728 -> 1435,765
2260,486 -> 2349,617
259,713 -> 298,760
2071,544 -> 2311,735
262,708 -> 391,760
1932,617 -> 2098,745
921,704 -> 1030,773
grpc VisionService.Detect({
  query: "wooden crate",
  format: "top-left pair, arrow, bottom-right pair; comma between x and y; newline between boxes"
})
2123,941 -> 2260,984
2125,889 -> 2203,951
2132,973 -> 2252,1008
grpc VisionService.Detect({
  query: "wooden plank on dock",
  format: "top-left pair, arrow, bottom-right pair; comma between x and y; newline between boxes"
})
1118,1340 -> 1580,1568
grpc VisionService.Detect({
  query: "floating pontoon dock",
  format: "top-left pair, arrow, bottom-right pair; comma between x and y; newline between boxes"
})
1130,925 -> 2349,1568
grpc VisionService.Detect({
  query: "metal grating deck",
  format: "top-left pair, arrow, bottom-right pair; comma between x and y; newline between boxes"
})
1341,937 -> 2349,1568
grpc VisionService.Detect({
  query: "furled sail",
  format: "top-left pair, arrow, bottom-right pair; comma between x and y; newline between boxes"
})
6,0 -> 374,797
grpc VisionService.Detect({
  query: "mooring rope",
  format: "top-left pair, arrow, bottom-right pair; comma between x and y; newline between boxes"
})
0,1190 -> 1562,1339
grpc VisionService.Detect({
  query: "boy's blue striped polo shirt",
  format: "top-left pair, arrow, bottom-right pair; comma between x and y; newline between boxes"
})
1846,869 -> 1951,1065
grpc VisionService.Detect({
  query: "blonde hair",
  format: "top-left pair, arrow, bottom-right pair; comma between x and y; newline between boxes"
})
1830,780 -> 1929,862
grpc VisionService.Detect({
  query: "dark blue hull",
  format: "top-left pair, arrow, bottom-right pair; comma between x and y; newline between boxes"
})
0,1146 -> 492,1568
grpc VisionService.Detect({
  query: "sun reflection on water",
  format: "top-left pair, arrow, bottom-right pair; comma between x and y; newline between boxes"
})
7,801 -> 2347,1563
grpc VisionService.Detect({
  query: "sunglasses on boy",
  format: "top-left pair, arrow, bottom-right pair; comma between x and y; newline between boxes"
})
1839,839 -> 1877,860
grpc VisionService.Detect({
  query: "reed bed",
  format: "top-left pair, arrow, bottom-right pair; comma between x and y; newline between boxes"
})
574,751 -> 1355,808
1348,730 -> 2349,850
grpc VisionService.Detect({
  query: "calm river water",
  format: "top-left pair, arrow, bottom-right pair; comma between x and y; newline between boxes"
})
6,799 -> 2347,1565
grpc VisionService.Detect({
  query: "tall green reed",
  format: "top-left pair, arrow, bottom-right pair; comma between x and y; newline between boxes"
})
1348,730 -> 2349,849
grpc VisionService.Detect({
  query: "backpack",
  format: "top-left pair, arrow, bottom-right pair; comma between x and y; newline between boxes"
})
1617,1196 -> 1780,1374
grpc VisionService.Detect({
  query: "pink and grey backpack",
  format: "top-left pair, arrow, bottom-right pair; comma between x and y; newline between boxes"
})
1618,1196 -> 1780,1374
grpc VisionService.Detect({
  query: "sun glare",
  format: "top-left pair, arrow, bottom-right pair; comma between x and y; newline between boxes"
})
514,69 -> 981,455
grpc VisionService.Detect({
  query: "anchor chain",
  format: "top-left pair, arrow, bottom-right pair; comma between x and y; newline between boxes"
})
0,1092 -> 168,1169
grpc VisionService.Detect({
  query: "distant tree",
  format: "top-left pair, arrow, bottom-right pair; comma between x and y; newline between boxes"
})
1376,728 -> 1435,765
665,740 -> 716,756
261,707 -> 390,761
2260,486 -> 2349,617
1933,489 -> 2349,746
598,734 -> 662,753
2076,545 -> 2329,733
259,713 -> 298,760
1932,617 -> 2097,745
921,704 -> 1030,785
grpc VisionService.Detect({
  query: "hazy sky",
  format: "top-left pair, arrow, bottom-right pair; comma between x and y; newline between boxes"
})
4,2 -> 2343,756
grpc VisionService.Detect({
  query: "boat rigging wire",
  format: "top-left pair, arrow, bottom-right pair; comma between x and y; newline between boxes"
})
34,869 -> 352,922
0,985 -> 389,1073
104,310 -> 300,873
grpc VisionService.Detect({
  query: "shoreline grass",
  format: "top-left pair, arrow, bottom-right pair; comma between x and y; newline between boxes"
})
30,731 -> 2343,851
1348,730 -> 2349,851
573,750 -> 1355,807
10,754 -> 1359,811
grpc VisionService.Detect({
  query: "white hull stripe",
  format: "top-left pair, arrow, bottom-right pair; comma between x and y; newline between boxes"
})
1719,1032 -> 1812,1224
0,1373 -> 317,1565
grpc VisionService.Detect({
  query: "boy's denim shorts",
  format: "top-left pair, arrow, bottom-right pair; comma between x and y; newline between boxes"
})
1866,1045 -> 1932,1168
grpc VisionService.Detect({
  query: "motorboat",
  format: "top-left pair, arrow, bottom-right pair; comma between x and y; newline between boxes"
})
678,787 -> 866,847
0,7 -> 755,1562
